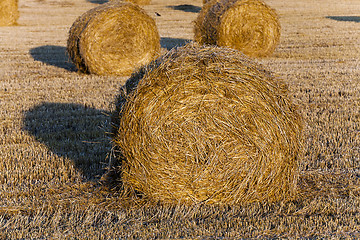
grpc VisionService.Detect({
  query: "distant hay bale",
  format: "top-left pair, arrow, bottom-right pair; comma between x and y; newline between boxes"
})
123,0 -> 151,5
0,0 -> 19,26
109,0 -> 151,5
111,43 -> 303,205
67,1 -> 160,75
194,0 -> 281,58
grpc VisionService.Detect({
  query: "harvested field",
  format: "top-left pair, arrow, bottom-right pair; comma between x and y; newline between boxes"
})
0,0 -> 360,238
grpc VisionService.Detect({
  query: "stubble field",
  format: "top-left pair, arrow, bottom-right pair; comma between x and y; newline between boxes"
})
0,0 -> 360,238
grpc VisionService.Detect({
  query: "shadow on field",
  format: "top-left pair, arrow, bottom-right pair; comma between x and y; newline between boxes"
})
29,45 -> 77,72
326,16 -> 360,23
161,37 -> 191,50
87,0 -> 108,3
167,4 -> 201,13
23,102 -> 112,180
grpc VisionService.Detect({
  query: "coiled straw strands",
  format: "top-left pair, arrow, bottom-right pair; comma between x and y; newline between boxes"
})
110,43 -> 303,205
109,0 -> 151,5
0,0 -> 19,26
110,0 -> 151,5
194,0 -> 281,58
67,1 -> 160,75
124,0 -> 151,5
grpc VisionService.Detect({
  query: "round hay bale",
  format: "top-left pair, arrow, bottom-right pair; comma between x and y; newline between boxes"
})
0,0 -> 19,26
67,1 -> 160,75
194,0 -> 281,58
111,43 -> 303,205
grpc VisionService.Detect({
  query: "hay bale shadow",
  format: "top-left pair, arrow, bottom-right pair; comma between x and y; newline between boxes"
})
167,4 -> 201,13
160,37 -> 191,50
23,102 -> 111,180
29,45 -> 76,72
326,16 -> 360,23
87,0 -> 108,3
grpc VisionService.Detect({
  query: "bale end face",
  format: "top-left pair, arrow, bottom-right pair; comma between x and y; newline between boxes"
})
194,0 -> 281,58
0,0 -> 19,26
110,0 -> 151,5
123,0 -> 151,5
67,1 -> 160,75
111,43 -> 303,205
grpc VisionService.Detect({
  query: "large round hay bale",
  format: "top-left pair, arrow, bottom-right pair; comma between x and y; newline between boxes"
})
0,0 -> 19,26
67,1 -> 160,75
194,0 -> 281,58
111,43 -> 303,205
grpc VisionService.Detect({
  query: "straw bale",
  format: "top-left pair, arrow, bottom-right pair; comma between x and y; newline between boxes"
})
111,43 -> 303,205
194,0 -> 280,57
67,1 -> 160,75
0,0 -> 19,26
124,0 -> 151,5
109,0 -> 151,5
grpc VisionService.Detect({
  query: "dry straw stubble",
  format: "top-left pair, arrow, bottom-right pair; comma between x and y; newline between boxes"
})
67,1 -> 160,76
194,0 -> 281,58
0,0 -> 19,26
111,43 -> 303,205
